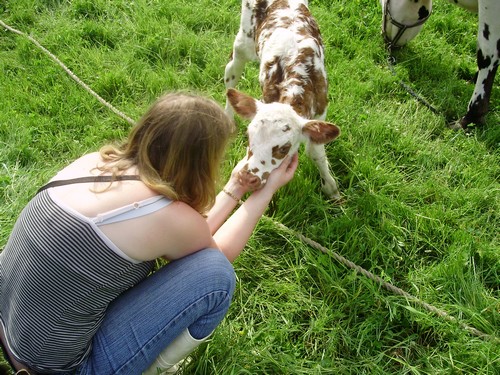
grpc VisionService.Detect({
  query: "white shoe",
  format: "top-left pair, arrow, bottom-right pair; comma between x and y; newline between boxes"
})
143,329 -> 207,375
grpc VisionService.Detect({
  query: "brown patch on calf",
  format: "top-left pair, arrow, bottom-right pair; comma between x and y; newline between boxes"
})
272,141 -> 292,159
262,56 -> 283,103
282,40 -> 327,118
297,4 -> 320,37
254,1 -> 268,22
260,0 -> 292,28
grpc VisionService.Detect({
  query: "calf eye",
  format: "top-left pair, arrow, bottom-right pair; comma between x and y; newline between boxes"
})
279,144 -> 290,154
272,142 -> 292,159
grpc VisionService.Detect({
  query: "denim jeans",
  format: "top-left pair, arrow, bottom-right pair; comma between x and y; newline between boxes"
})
73,248 -> 235,375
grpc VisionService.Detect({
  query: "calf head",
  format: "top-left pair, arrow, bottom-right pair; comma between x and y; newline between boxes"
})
227,88 -> 340,191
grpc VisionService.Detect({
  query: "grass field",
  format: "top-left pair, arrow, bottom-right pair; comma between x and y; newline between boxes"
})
0,0 -> 498,374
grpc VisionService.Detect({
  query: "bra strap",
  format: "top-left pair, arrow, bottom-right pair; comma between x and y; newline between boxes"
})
37,175 -> 141,194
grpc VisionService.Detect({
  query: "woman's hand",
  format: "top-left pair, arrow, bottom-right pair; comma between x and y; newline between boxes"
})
212,154 -> 299,262
229,156 -> 248,184
260,153 -> 299,194
213,152 -> 298,262
225,152 -> 298,201
225,156 -> 251,199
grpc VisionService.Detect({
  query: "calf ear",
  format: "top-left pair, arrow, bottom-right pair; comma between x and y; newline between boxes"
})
227,89 -> 258,119
302,120 -> 340,144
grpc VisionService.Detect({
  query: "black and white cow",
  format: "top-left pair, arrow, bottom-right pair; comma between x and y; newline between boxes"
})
381,0 -> 499,129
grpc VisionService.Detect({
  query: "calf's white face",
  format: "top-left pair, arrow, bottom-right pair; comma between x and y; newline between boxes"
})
244,102 -> 303,188
227,88 -> 340,191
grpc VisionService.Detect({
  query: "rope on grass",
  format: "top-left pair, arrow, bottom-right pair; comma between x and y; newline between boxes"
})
264,217 -> 498,342
2,19 -> 497,343
386,49 -> 441,116
0,19 -> 136,126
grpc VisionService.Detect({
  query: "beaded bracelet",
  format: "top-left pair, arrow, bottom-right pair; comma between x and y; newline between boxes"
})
223,188 -> 241,203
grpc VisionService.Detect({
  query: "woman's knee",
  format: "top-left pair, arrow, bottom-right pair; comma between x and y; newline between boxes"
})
168,248 -> 236,298
179,249 -> 236,339
191,248 -> 236,296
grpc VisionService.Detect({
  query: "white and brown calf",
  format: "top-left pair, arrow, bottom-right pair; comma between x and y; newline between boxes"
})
224,0 -> 341,200
381,0 -> 499,129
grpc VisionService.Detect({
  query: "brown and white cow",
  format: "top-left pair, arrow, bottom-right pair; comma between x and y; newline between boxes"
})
381,0 -> 499,130
224,0 -> 341,200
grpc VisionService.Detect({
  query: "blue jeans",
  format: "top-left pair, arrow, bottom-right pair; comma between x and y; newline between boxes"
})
73,248 -> 235,375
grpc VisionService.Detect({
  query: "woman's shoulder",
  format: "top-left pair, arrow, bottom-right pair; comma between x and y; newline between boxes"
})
158,201 -> 208,231
46,152 -> 152,215
50,152 -> 103,181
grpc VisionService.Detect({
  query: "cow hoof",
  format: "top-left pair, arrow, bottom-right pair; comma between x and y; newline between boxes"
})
448,120 -> 463,131
448,118 -> 476,134
331,195 -> 345,204
322,185 -> 342,202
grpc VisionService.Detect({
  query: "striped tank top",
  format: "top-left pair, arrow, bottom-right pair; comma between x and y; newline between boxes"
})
0,189 -> 163,372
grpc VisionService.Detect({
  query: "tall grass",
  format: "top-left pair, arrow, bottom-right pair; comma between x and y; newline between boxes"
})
1,0 -> 498,373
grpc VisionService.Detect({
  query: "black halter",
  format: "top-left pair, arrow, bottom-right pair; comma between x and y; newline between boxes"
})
382,0 -> 432,49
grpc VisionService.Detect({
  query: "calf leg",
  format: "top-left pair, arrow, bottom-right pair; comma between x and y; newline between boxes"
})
305,142 -> 340,200
224,33 -> 253,91
224,3 -> 258,116
224,35 -> 254,117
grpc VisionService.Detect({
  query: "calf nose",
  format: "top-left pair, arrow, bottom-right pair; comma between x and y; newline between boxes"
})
238,170 -> 262,190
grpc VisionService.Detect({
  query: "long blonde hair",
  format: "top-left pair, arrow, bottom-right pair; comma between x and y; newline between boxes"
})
98,93 -> 235,214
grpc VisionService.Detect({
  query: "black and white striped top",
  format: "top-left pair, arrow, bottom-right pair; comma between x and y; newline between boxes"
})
0,189 -> 154,372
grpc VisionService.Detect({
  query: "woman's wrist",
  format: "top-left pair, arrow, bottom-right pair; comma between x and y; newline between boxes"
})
223,188 -> 241,203
223,180 -> 247,202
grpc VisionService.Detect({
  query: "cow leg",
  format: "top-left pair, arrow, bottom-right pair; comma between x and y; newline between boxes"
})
454,0 -> 500,129
305,142 -> 340,200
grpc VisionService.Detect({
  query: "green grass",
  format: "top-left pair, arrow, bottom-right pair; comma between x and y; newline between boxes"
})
1,0 -> 499,373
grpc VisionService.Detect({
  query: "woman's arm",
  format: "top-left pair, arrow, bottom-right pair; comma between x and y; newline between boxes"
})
205,158 -> 249,234
158,154 -> 297,262
205,179 -> 247,235
213,154 -> 298,262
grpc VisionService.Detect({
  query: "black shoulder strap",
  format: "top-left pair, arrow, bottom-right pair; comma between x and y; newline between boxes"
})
36,175 -> 141,194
